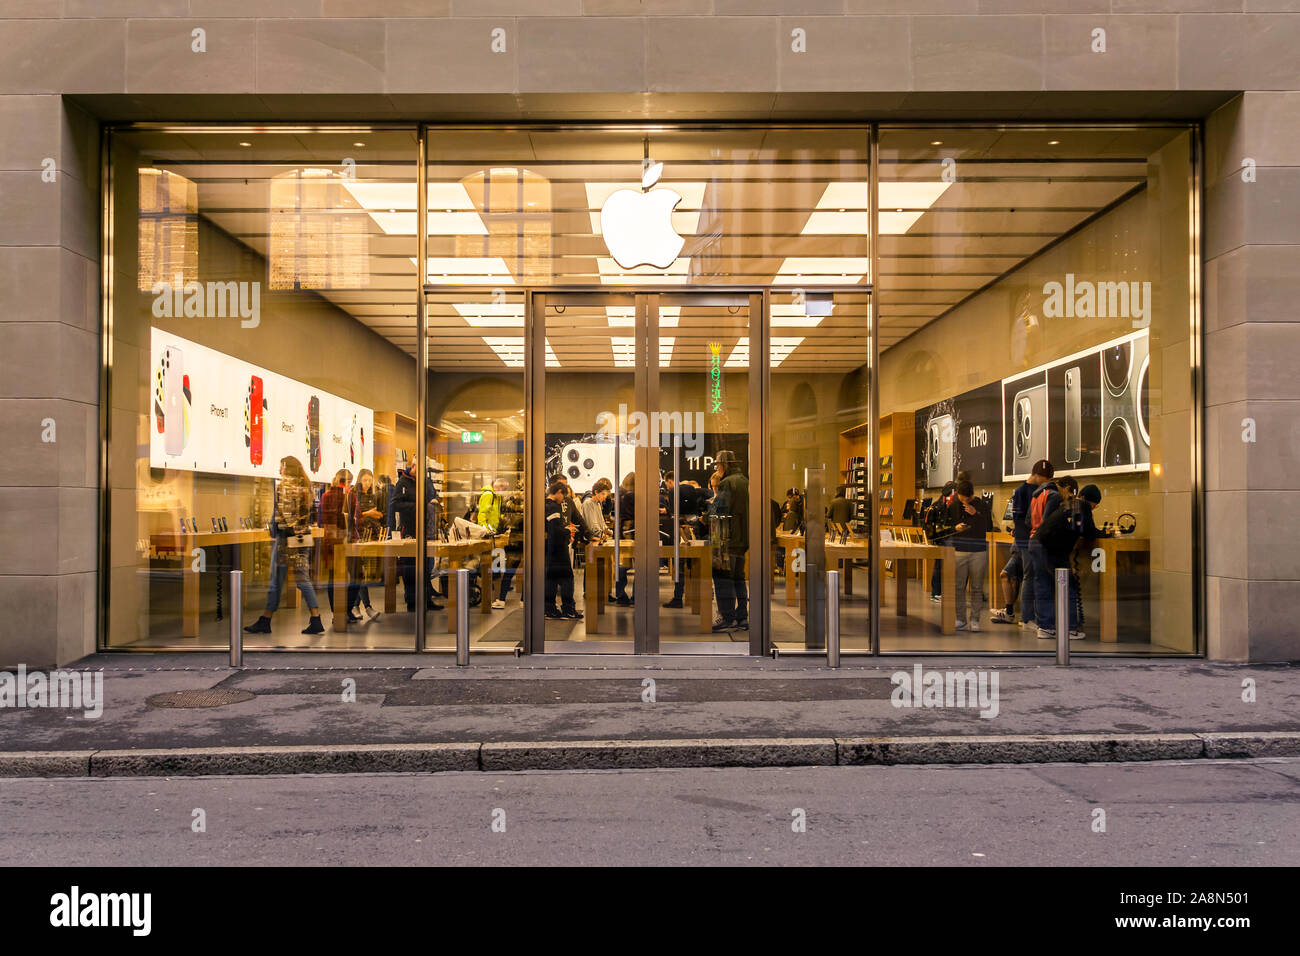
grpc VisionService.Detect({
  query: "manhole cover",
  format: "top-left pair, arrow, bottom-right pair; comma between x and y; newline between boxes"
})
146,689 -> 255,709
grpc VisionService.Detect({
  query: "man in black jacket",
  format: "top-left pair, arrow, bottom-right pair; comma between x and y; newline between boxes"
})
946,479 -> 993,632
392,463 -> 418,612
544,481 -> 581,620
711,450 -> 750,631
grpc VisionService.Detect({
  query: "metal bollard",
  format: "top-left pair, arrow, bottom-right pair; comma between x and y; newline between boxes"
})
1055,567 -> 1069,666
456,567 -> 470,666
826,570 -> 841,668
229,570 -> 243,668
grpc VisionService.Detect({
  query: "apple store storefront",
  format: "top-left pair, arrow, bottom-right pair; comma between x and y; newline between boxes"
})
105,123 -> 1202,657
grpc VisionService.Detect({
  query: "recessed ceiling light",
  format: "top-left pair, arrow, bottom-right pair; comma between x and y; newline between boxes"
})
1048,140 -> 1060,145
353,142 -> 365,147
930,140 -> 942,146
238,141 -> 251,147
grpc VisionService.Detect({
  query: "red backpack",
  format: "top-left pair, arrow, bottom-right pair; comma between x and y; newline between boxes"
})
1029,485 -> 1055,535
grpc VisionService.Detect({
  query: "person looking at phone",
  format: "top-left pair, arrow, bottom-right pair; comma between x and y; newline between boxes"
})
946,479 -> 992,632
544,481 -> 581,620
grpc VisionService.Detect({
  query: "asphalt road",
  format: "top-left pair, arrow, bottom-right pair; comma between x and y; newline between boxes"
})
2,758 -> 1297,866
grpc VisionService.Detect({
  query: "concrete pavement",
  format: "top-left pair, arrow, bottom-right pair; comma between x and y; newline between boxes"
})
0,654 -> 1296,776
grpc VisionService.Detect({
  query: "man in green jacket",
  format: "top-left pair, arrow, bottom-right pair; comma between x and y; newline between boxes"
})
476,477 -> 509,530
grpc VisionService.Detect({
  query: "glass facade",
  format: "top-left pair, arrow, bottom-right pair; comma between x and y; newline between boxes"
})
102,123 -> 1199,656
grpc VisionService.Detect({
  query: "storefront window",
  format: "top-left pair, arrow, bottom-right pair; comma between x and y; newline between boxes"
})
103,122 -> 1198,657
107,129 -> 420,649
877,127 -> 1196,654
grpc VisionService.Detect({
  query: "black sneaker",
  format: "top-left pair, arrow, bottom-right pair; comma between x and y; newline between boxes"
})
544,608 -> 564,619
733,618 -> 749,630
614,595 -> 633,607
243,616 -> 271,634
302,617 -> 325,635
561,608 -> 583,620
662,598 -> 684,608
711,616 -> 734,632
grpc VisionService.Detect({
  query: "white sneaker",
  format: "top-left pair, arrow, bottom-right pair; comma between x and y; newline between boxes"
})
491,599 -> 506,610
969,619 -> 981,632
1036,627 -> 1054,640
1069,629 -> 1085,640
955,620 -> 966,631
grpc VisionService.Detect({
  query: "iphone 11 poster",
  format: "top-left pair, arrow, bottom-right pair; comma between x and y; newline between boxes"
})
149,328 -> 373,481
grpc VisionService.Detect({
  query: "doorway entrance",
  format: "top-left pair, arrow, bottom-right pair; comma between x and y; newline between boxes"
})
530,290 -> 764,654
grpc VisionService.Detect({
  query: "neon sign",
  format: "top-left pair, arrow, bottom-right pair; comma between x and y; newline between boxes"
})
708,342 -> 723,414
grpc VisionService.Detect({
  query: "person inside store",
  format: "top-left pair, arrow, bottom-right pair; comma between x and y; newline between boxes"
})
1034,480 -> 1109,640
491,485 -> 525,610
580,477 -> 613,547
391,456 -> 419,614
1028,473 -> 1078,640
829,484 -> 853,538
612,472 -> 636,607
947,479 -> 993,632
930,477 -> 961,603
780,488 -> 804,533
244,455 -> 324,636
417,463 -> 443,606
347,468 -> 385,623
710,449 -> 750,632
544,480 -> 581,620
662,473 -> 702,610
475,477 -> 508,532
991,458 -> 1054,626
320,468 -> 355,624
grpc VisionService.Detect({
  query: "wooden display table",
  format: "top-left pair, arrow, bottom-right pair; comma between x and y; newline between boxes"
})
583,539 -> 714,634
333,534 -> 505,632
152,528 -> 506,637
150,526 -> 322,639
776,532 -> 956,634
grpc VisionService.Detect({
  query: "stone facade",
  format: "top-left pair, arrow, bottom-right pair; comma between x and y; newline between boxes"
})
1,2 -> 1296,663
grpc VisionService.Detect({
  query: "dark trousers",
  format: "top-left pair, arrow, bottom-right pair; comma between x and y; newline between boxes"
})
930,558 -> 943,597
713,552 -> 748,622
499,548 -> 522,600
545,561 -> 575,613
398,556 -> 415,612
1029,540 -> 1080,631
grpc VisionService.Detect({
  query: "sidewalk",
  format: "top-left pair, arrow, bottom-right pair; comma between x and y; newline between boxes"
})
1,654 -> 1297,776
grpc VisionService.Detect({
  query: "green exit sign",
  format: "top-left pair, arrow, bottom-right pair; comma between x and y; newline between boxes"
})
461,430 -> 484,443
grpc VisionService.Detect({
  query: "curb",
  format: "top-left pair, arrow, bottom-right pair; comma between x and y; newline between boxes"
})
0,732 -> 1297,778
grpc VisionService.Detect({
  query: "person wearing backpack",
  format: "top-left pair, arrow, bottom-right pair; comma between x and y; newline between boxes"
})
991,458 -> 1053,626
946,479 -> 993,631
1030,475 -> 1083,639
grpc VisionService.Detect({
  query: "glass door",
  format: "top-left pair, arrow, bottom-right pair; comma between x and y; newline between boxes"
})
532,290 -> 760,654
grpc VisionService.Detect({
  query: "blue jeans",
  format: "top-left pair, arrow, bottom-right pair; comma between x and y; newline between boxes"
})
1012,543 -> 1035,623
264,539 -> 320,613
1029,539 -> 1079,631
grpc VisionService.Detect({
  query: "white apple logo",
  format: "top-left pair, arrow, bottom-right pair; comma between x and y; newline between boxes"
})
599,161 -> 684,270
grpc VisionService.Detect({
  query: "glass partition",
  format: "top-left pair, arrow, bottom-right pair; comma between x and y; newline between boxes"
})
424,290 -> 527,653
768,289 -> 873,653
877,127 -> 1196,654
106,128 -> 420,649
